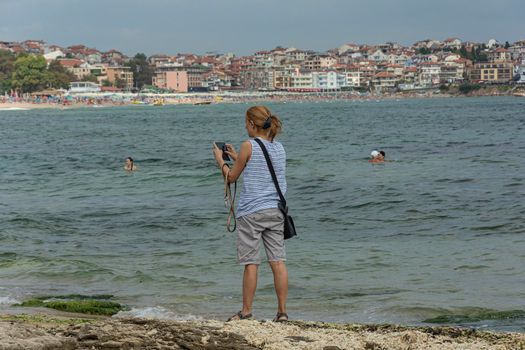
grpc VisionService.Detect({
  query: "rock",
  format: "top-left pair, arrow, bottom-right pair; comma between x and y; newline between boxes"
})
77,332 -> 98,341
100,340 -> 123,348
146,328 -> 158,336
286,335 -> 315,343
323,347 -> 342,350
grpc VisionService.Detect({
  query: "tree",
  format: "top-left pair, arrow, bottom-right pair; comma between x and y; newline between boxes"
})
47,60 -> 76,89
101,79 -> 112,87
115,78 -> 126,89
0,50 -> 16,93
504,41 -> 511,49
458,46 -> 469,60
81,74 -> 99,83
475,48 -> 488,62
11,55 -> 49,93
125,53 -> 154,89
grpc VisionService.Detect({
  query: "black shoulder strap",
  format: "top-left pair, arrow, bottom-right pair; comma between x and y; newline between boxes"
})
253,138 -> 286,207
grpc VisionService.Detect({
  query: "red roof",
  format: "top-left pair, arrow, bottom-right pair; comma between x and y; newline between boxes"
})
374,72 -> 395,78
57,59 -> 84,67
495,48 -> 509,53
101,86 -> 121,92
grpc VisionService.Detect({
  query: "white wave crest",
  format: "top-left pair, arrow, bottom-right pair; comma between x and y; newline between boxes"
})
114,306 -> 203,321
0,296 -> 20,305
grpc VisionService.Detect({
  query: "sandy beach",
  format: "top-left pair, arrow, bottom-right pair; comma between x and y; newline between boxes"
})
1,88 -> 523,111
1,311 -> 524,350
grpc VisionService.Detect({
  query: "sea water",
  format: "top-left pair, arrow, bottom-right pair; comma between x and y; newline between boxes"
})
1,97 -> 524,331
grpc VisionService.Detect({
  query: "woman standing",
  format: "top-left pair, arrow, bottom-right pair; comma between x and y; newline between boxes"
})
213,106 -> 289,322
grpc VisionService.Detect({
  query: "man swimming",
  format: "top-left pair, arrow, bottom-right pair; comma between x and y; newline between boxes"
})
369,150 -> 385,163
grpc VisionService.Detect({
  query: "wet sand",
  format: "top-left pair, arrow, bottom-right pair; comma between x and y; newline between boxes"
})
1,312 -> 523,349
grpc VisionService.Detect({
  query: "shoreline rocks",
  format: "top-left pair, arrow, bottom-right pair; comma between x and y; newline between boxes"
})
1,314 -> 524,349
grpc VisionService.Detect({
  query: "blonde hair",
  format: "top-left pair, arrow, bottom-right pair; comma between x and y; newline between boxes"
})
246,106 -> 282,141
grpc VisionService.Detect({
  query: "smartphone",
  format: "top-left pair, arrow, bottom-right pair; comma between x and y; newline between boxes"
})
214,142 -> 231,161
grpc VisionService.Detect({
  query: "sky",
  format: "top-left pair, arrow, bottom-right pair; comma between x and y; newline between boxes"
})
1,0 -> 524,56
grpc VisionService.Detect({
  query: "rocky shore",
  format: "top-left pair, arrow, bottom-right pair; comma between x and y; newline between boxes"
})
1,313 -> 524,350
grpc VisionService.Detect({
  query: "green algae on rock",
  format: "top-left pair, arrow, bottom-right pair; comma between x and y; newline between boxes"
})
16,295 -> 125,316
423,309 -> 525,324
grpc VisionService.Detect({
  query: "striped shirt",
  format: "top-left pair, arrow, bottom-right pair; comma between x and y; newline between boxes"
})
236,137 -> 287,218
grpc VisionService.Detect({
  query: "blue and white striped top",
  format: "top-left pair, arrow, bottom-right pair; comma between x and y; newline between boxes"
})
236,137 -> 287,218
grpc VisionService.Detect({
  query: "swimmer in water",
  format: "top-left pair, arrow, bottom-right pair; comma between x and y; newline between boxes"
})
369,150 -> 385,163
124,157 -> 138,171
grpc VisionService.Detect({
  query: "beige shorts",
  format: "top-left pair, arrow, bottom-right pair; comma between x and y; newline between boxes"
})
237,208 -> 286,265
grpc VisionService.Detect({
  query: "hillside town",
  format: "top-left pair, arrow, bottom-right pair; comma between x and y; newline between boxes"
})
1,37 -> 525,97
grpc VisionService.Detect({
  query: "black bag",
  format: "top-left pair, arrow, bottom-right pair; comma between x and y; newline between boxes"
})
254,138 -> 297,240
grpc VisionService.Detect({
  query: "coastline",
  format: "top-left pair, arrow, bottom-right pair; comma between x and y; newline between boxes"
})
1,87 -> 523,111
1,311 -> 524,350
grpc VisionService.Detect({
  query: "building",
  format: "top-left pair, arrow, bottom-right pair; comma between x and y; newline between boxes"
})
372,72 -> 398,91
469,62 -> 514,83
303,55 -> 336,70
43,50 -> 65,62
369,49 -> 390,62
106,66 -> 134,89
345,66 -> 361,87
418,62 -> 441,86
443,38 -> 462,50
153,65 -> 212,91
153,71 -> 188,92
440,64 -> 464,84
312,71 -> 345,90
488,48 -> 512,62
516,61 -> 525,83
149,54 -> 171,67
69,81 -> 101,93
239,67 -> 274,90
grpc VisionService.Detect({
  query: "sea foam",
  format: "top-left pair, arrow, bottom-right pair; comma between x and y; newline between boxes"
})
114,306 -> 203,321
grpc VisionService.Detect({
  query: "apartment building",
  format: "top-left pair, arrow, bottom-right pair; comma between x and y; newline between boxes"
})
372,72 -> 398,91
106,66 -> 134,89
303,55 -> 336,70
418,62 -> 441,86
469,62 -> 514,83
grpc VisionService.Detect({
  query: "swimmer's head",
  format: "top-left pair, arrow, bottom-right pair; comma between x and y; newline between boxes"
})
371,150 -> 380,158
379,151 -> 385,158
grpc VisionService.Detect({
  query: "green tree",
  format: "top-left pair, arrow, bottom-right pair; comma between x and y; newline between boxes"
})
47,60 -> 76,89
11,55 -> 49,93
115,78 -> 126,89
124,53 -> 154,89
504,41 -> 510,49
474,48 -> 488,62
458,46 -> 469,59
418,47 -> 431,55
81,74 -> 99,83
459,83 -> 481,94
0,50 -> 16,93
101,79 -> 112,87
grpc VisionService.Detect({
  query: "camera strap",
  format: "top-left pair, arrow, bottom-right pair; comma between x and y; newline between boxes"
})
223,167 -> 237,232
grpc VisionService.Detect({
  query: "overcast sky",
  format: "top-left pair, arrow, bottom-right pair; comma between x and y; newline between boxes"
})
1,0 -> 523,56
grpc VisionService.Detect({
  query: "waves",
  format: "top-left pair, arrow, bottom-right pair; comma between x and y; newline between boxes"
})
1,99 -> 524,331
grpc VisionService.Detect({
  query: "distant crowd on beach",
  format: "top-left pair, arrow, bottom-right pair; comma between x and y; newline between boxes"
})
0,90 -> 442,110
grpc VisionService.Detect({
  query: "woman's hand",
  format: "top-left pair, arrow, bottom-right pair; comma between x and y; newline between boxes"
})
225,144 -> 238,161
212,143 -> 224,165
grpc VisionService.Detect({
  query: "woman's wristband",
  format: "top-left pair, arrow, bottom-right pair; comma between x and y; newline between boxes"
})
221,163 -> 230,176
